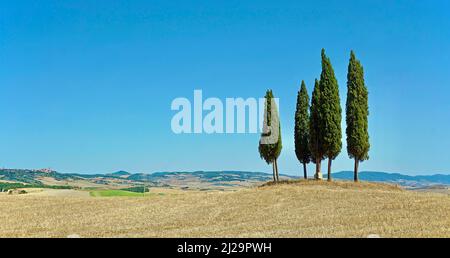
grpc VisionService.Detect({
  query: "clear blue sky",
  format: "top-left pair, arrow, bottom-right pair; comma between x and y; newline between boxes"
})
1,0 -> 449,175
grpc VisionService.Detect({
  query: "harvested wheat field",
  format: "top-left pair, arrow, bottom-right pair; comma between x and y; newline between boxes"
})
1,181 -> 449,238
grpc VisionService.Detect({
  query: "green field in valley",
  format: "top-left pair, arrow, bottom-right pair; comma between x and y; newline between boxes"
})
89,190 -> 147,197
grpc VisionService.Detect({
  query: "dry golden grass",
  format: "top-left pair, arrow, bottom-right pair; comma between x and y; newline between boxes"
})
19,188 -> 90,197
0,180 -> 449,238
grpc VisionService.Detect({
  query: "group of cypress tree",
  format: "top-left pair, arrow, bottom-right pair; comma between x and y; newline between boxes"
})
294,49 -> 369,182
299,49 -> 342,181
259,49 -> 369,182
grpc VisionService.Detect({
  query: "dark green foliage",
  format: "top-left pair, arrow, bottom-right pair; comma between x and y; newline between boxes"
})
294,81 -> 311,163
258,90 -> 282,164
259,91 -> 273,165
309,79 -> 325,163
294,81 -> 311,178
346,51 -> 370,181
0,182 -> 27,191
275,122 -> 282,161
319,49 -> 342,161
39,184 -> 74,189
258,90 -> 282,181
0,182 -> 73,192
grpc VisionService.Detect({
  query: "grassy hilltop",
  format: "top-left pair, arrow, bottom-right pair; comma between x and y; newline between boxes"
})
1,180 -> 449,238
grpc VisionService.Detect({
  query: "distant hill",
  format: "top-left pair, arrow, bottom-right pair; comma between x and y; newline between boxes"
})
126,171 -> 283,182
331,171 -> 450,188
1,168 -> 449,190
0,169 -> 289,190
108,171 -> 131,177
0,168 -> 75,184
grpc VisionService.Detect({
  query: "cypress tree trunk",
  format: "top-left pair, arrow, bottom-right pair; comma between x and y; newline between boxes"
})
327,158 -> 332,181
275,159 -> 279,181
272,162 -> 276,182
315,158 -> 322,180
303,163 -> 307,179
354,159 -> 359,182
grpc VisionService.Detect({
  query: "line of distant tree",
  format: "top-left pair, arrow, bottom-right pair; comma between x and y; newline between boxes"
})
0,182 -> 74,192
259,49 -> 369,182
121,186 -> 150,193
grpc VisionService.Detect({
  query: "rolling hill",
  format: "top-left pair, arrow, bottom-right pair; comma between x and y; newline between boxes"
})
1,168 -> 449,190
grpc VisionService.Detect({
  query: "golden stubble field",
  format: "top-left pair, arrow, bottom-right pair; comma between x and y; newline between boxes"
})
1,181 -> 449,238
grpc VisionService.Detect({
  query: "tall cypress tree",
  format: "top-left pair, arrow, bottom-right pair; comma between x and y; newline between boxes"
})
346,51 -> 370,182
295,81 -> 311,179
319,49 -> 342,181
259,90 -> 282,182
309,79 -> 324,180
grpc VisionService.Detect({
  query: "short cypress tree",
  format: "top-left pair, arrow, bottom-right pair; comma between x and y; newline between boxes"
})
309,79 -> 324,179
259,90 -> 282,182
294,81 -> 311,179
319,49 -> 342,181
346,51 -> 370,182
